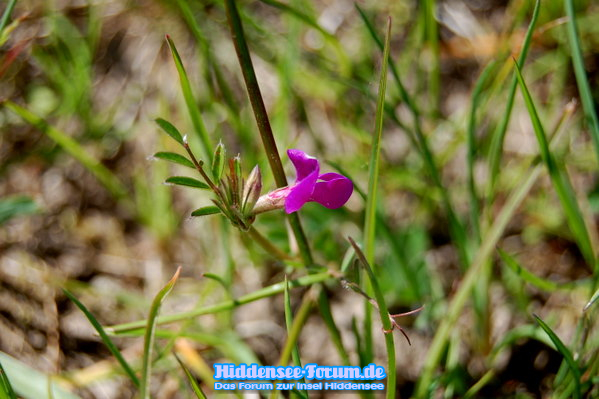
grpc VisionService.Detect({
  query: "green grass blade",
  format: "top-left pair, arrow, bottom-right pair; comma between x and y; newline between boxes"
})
0,195 -> 37,225
498,248 -> 564,292
415,153 -> 543,397
514,60 -> 595,269
564,0 -> 599,163
140,267 -> 181,399
165,176 -> 209,190
533,314 -> 582,399
173,353 -> 207,399
4,101 -> 129,200
356,5 -> 469,268
487,0 -> 540,195
62,289 -> 140,387
316,292 -> 350,366
364,17 -> 390,266
0,0 -> 17,34
0,352 -> 80,399
107,272 -> 332,334
257,0 -> 350,75
284,277 -> 303,369
583,287 -> 599,312
467,61 -> 497,239
423,0 -> 440,115
349,237 -> 395,399
153,152 -> 195,169
361,16 -> 391,370
165,35 -> 212,162
0,359 -> 17,399
155,118 -> 184,146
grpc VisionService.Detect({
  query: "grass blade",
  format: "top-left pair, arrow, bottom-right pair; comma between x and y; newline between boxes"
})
140,267 -> 182,399
467,60 -> 497,240
0,0 -> 17,34
155,118 -> 184,146
0,359 -> 17,399
0,195 -> 37,225
349,237 -> 396,399
173,353 -> 207,399
414,150 -> 544,397
564,0 -> 599,163
364,17 -> 390,266
0,352 -> 80,399
487,0 -> 540,195
165,35 -> 212,162
583,287 -> 599,312
153,152 -> 195,169
514,60 -> 595,269
356,5 -> 470,268
498,249 -> 564,292
165,176 -> 209,190
533,314 -> 582,399
4,101 -> 129,200
62,289 -> 140,387
361,15 -> 391,372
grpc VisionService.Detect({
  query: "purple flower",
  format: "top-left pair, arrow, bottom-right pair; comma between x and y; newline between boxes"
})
252,149 -> 353,214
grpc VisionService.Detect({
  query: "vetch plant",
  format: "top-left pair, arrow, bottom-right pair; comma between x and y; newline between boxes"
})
153,118 -> 353,232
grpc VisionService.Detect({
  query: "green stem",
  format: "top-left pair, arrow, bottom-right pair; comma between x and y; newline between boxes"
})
107,272 -> 332,334
247,226 -> 295,261
223,0 -> 313,266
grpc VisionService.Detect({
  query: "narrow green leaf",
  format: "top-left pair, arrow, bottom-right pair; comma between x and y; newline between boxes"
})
361,16 -> 391,380
533,314 -> 582,399
153,152 -> 195,169
356,5 -> 470,269
514,60 -> 595,269
0,196 -> 37,225
349,237 -> 396,399
584,287 -> 599,312
140,267 -> 182,399
4,101 -> 129,200
564,0 -> 599,163
467,60 -> 497,240
0,359 -> 17,399
284,277 -> 304,371
498,248 -> 562,292
62,289 -> 140,387
0,0 -> 17,34
165,35 -> 212,162
0,352 -> 80,399
316,292 -> 350,366
415,152 -> 544,397
364,17 -> 391,265
211,143 -> 225,182
191,206 -> 221,217
487,0 -> 540,195
257,0 -> 349,75
155,118 -> 184,145
165,176 -> 209,190
203,273 -> 228,291
173,354 -> 207,399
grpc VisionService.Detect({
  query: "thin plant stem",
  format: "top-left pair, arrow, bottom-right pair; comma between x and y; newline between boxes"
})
223,0 -> 313,266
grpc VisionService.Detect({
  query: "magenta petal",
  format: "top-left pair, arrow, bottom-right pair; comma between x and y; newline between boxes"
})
287,149 -> 319,181
284,168 -> 319,213
310,173 -> 353,209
